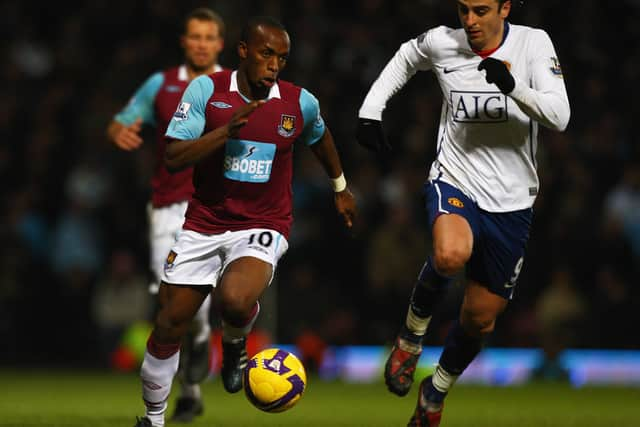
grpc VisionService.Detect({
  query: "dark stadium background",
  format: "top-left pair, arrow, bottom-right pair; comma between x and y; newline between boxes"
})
1,0 -> 638,371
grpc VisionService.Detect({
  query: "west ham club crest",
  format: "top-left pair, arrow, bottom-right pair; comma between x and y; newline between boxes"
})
278,114 -> 296,137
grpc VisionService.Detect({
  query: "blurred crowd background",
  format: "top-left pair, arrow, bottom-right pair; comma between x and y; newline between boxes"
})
2,0 -> 639,369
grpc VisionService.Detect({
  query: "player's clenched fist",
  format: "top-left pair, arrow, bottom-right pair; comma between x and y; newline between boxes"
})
112,117 -> 143,151
478,57 -> 515,94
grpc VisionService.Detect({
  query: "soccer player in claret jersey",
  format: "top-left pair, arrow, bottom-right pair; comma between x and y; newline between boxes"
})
107,8 -> 225,423
132,16 -> 357,427
356,1 -> 570,425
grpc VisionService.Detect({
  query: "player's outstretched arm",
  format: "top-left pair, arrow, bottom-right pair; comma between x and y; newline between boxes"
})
107,118 -> 144,151
357,37 -> 433,153
309,128 -> 357,228
165,100 -> 265,172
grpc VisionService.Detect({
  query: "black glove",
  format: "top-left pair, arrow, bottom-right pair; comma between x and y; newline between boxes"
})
356,118 -> 391,153
478,57 -> 515,94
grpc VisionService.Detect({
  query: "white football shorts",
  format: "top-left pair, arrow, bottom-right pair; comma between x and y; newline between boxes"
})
148,201 -> 189,293
161,228 -> 289,287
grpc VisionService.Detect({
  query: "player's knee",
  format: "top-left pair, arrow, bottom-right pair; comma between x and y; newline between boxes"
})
460,309 -> 496,337
216,287 -> 255,323
434,247 -> 469,277
155,309 -> 190,341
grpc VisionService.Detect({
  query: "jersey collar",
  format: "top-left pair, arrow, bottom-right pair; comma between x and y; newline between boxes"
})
179,64 -> 222,81
230,70 -> 281,101
472,21 -> 510,58
178,65 -> 188,81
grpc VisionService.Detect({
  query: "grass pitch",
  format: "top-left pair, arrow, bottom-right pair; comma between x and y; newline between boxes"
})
1,369 -> 638,427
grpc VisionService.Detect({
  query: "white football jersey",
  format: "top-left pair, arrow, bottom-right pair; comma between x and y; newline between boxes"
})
359,23 -> 570,212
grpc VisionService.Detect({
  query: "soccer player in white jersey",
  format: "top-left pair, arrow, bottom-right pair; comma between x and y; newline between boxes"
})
356,0 -> 570,425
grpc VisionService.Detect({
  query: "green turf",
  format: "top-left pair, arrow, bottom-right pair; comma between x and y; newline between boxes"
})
0,370 -> 638,427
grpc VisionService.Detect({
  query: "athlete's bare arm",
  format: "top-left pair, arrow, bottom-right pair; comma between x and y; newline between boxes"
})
310,127 -> 357,228
107,118 -> 144,151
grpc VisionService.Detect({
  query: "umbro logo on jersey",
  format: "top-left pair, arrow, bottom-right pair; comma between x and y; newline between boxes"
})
211,101 -> 232,109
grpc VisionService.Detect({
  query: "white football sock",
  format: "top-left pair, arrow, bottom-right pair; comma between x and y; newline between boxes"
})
432,364 -> 459,393
406,306 -> 431,336
140,350 -> 180,427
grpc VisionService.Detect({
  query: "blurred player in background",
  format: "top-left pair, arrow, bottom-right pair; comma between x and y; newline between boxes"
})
133,16 -> 357,427
106,7 -> 225,423
356,0 -> 570,425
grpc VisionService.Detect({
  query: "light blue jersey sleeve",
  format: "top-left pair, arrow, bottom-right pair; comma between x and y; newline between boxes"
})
114,72 -> 164,126
166,75 -> 214,140
298,88 -> 326,146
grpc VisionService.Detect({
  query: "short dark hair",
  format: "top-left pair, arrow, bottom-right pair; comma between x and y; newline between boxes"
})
184,7 -> 225,38
240,16 -> 286,44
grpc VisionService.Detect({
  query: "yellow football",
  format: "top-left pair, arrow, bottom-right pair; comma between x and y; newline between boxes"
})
243,348 -> 307,412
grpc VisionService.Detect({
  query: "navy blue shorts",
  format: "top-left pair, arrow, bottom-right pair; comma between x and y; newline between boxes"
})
423,180 -> 533,299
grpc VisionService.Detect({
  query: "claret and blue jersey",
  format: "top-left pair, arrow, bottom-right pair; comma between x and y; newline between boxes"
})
114,65 -> 220,208
166,69 -> 326,239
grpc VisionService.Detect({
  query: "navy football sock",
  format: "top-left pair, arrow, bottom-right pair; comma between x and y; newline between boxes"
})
410,257 -> 452,317
438,320 -> 484,376
400,257 -> 452,345
424,378 -> 448,404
